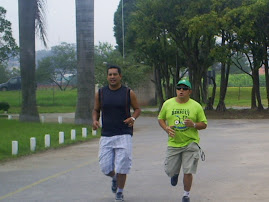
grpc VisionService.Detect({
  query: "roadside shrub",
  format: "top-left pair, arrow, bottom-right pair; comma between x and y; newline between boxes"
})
0,102 -> 10,112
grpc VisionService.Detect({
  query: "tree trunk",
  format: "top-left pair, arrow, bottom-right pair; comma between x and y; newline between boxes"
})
205,76 -> 216,110
154,65 -> 164,111
201,70 -> 208,104
75,0 -> 94,124
216,62 -> 230,112
251,86 -> 257,109
263,44 -> 269,109
252,68 -> 264,110
18,0 -> 40,122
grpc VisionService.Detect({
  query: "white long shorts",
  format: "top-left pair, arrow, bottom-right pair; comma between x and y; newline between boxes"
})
99,134 -> 132,175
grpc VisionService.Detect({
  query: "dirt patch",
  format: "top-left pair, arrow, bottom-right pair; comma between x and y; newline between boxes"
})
205,109 -> 269,119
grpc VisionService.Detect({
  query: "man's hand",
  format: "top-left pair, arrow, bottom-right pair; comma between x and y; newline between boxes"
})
183,119 -> 195,128
124,117 -> 135,127
166,126 -> 176,137
92,120 -> 101,130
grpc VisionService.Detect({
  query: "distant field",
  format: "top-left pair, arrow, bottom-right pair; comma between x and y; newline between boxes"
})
0,88 -> 77,113
0,87 -> 268,113
212,86 -> 268,107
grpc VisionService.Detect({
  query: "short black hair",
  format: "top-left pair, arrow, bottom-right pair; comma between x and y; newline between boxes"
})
107,65 -> 121,75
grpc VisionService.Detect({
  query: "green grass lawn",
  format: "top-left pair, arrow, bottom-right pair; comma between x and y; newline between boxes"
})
209,87 -> 268,107
0,119 -> 100,162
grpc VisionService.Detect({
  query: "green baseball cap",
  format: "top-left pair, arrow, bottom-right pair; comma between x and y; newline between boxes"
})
177,80 -> 192,89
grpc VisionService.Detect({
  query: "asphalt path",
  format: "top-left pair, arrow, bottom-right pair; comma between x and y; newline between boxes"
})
0,117 -> 269,202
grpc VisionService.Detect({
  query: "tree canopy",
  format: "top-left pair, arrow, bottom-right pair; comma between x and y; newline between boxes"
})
113,0 -> 269,110
0,7 -> 18,64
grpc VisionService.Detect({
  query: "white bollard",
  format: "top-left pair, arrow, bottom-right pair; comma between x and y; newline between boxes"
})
12,141 -> 18,155
59,132 -> 64,144
92,129 -> 97,136
30,137 -> 36,152
71,129 -> 76,140
82,128 -> 87,138
45,134 -> 50,148
58,116 -> 63,124
41,115 -> 45,123
8,115 -> 12,120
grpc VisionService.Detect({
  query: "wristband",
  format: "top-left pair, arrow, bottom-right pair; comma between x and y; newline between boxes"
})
131,117 -> 136,121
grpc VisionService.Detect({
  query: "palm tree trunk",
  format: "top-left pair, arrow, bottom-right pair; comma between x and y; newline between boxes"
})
18,0 -> 40,122
75,0 -> 95,124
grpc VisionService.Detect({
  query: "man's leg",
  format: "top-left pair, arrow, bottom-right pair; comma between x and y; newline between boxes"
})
181,143 -> 199,202
107,171 -> 118,193
117,173 -> 126,189
183,173 -> 193,191
182,173 -> 192,202
99,137 -> 117,193
107,170 -> 116,177
164,147 -> 183,186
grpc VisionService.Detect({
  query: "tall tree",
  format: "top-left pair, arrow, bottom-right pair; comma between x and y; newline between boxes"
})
209,0 -> 243,111
227,0 -> 267,110
75,0 -> 95,124
18,0 -> 47,122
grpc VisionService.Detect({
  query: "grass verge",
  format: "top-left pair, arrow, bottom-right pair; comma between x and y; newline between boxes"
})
0,119 -> 100,162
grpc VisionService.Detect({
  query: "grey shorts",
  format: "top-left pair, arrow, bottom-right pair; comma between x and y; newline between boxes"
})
164,142 -> 200,177
99,134 -> 132,175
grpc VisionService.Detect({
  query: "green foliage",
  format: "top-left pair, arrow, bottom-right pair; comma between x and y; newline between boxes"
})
0,102 -> 9,111
0,7 -> 19,64
114,0 -> 137,56
36,42 -> 77,90
0,119 -> 100,161
0,64 -> 9,83
94,42 -> 152,89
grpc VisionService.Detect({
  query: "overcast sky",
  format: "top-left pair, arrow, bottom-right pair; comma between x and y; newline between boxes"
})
1,0 -> 121,50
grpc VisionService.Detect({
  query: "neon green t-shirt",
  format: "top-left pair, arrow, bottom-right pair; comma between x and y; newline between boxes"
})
158,97 -> 208,148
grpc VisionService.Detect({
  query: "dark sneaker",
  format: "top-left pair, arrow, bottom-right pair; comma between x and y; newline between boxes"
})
171,174 -> 179,186
182,196 -> 190,202
111,178 -> 117,193
115,192 -> 124,202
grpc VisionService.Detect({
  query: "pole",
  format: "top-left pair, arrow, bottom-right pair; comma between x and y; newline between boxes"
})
122,0 -> 125,59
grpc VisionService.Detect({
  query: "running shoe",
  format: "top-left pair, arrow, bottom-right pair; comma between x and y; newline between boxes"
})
115,192 -> 124,202
171,174 -> 179,186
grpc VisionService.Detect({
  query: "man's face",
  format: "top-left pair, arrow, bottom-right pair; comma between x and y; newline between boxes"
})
176,84 -> 191,98
107,68 -> 122,86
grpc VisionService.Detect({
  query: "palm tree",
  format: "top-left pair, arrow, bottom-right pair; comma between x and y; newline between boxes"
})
18,0 -> 47,122
75,0 -> 95,124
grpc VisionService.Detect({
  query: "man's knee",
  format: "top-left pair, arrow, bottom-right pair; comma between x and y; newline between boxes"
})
105,170 -> 114,177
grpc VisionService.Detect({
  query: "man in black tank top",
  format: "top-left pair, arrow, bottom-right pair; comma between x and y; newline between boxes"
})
92,65 -> 141,202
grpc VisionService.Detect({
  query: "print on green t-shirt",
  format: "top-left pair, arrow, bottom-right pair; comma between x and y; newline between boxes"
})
158,98 -> 207,148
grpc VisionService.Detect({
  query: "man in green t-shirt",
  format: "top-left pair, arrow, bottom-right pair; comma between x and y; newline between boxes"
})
158,79 -> 207,202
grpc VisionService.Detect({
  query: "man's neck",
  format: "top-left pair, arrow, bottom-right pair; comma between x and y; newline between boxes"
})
176,97 -> 190,104
109,84 -> 122,90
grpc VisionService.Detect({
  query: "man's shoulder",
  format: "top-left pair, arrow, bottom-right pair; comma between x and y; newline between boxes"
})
188,99 -> 204,109
99,86 -> 108,90
164,97 -> 176,104
189,98 -> 201,105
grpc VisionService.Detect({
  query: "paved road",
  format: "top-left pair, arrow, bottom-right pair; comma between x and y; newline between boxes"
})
0,117 -> 269,202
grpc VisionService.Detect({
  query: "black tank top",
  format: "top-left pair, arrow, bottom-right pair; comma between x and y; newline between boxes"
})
99,85 -> 133,137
